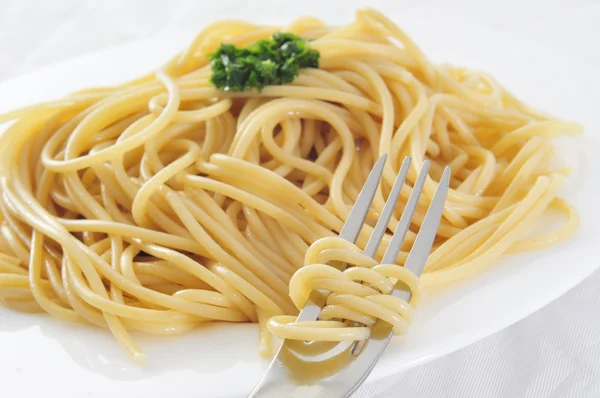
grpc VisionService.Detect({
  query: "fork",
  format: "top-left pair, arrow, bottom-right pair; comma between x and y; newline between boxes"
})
249,154 -> 451,397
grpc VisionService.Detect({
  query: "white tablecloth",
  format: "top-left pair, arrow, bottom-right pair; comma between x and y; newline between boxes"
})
1,1 -> 598,397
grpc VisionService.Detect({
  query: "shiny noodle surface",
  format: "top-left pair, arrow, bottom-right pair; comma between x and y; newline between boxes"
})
0,8 -> 581,363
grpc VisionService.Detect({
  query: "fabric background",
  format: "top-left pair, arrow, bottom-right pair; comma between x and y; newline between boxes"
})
1,1 -> 598,397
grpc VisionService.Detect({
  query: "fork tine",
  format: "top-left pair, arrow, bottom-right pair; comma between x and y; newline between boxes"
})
363,156 -> 411,257
345,166 -> 451,387
350,159 -> 431,355
294,153 -> 386,324
402,166 -> 450,276
381,160 -> 431,264
338,153 -> 388,243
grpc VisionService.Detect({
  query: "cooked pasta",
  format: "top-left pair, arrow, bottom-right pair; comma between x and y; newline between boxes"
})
267,237 -> 422,341
0,8 -> 581,363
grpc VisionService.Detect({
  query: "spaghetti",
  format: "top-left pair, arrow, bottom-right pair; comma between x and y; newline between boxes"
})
267,237 -> 422,341
0,8 -> 581,363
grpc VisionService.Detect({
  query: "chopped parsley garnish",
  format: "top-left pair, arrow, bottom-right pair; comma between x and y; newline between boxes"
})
209,33 -> 320,92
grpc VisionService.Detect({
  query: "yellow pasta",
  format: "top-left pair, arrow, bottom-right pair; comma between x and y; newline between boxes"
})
267,237 -> 422,342
0,8 -> 580,363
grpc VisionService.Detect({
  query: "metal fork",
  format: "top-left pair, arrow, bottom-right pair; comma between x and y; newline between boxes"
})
249,154 -> 451,397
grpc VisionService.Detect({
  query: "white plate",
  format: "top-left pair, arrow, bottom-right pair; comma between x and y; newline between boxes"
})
1,10 -> 599,398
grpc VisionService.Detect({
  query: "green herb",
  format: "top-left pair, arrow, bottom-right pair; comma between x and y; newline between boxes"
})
209,32 -> 320,92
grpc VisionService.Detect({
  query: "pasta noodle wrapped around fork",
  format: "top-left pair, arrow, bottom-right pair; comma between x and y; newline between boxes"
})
268,237 -> 422,342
